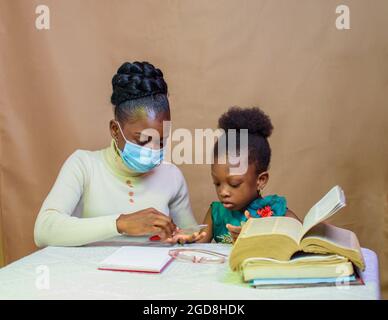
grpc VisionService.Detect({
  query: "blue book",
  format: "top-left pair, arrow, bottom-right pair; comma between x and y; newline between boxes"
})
251,275 -> 356,286
250,275 -> 361,288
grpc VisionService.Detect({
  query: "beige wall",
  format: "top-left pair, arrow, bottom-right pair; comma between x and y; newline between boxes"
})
1,0 -> 387,297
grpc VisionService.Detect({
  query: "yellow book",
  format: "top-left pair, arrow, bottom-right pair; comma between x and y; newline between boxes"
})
241,253 -> 355,282
229,186 -> 365,273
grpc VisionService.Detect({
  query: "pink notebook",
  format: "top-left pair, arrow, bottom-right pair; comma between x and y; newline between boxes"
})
98,246 -> 174,274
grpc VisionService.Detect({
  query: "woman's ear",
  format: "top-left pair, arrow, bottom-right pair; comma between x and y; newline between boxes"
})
109,119 -> 119,142
256,171 -> 269,193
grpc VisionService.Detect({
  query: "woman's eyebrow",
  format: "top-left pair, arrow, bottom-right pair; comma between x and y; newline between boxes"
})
135,132 -> 152,139
135,132 -> 160,138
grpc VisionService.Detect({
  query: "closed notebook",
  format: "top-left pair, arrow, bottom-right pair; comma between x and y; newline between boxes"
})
98,246 -> 174,273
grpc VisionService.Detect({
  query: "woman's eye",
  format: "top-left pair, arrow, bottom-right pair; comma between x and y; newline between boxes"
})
159,139 -> 166,148
137,140 -> 148,146
213,182 -> 220,187
230,183 -> 241,188
137,136 -> 152,146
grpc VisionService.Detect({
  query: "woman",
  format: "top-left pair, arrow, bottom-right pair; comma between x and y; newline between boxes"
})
34,61 -> 204,247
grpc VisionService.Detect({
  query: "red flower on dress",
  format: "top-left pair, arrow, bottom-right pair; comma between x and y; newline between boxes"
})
257,205 -> 274,217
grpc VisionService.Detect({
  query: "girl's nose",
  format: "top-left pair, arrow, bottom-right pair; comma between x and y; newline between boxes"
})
219,187 -> 231,198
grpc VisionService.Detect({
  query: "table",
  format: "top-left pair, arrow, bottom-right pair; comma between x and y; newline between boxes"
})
0,242 -> 380,299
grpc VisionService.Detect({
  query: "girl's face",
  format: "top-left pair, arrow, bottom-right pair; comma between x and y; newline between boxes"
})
211,155 -> 268,212
110,110 -> 171,151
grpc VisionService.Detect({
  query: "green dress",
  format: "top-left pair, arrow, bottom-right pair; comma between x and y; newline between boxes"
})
210,195 -> 287,244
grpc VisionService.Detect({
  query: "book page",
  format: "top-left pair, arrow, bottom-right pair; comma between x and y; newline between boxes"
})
300,186 -> 346,240
243,253 -> 348,266
242,217 -> 302,244
302,223 -> 361,252
301,223 -> 365,270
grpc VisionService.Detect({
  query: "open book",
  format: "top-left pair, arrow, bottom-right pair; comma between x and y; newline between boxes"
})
229,186 -> 365,272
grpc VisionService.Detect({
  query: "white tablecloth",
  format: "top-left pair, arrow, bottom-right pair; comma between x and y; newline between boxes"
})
0,242 -> 380,299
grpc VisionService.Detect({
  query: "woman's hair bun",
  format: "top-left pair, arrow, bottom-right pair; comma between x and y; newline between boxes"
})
218,106 -> 273,138
111,61 -> 168,106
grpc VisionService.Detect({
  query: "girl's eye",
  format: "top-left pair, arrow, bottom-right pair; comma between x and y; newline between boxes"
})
230,183 -> 241,188
213,182 -> 220,187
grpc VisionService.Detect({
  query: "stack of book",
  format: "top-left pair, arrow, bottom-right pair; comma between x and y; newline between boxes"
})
229,186 -> 365,289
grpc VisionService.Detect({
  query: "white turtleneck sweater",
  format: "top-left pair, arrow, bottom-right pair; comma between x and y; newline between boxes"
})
34,140 -> 197,247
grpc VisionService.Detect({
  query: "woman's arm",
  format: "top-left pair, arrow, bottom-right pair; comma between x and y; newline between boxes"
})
34,150 -> 121,247
35,151 -> 176,247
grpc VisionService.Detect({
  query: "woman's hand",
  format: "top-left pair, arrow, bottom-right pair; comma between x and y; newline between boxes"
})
116,208 -> 176,240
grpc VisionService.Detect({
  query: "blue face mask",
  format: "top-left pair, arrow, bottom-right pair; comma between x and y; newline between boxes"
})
115,121 -> 165,173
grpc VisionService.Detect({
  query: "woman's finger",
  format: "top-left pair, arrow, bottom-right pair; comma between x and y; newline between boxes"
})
153,218 -> 174,238
150,209 -> 175,226
162,236 -> 177,244
146,209 -> 175,231
150,226 -> 169,240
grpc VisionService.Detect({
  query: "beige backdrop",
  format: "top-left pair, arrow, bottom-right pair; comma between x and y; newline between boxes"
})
1,0 -> 387,298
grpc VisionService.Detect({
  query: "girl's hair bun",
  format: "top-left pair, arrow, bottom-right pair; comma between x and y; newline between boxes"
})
111,61 -> 168,106
218,106 -> 273,138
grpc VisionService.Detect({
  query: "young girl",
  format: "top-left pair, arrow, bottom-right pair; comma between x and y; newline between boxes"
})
200,107 -> 299,243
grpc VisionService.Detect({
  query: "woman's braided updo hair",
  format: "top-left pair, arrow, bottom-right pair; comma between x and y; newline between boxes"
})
111,61 -> 170,122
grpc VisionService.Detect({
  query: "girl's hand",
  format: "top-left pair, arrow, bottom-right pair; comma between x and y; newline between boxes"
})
225,224 -> 241,242
226,210 -> 251,242
116,208 -> 176,240
166,231 -> 207,244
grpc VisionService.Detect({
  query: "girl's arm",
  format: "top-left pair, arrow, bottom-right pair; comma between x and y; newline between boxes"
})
285,209 -> 301,222
196,206 -> 213,243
